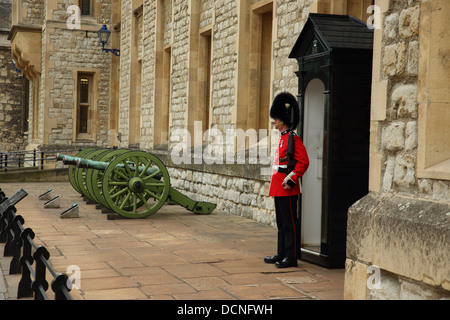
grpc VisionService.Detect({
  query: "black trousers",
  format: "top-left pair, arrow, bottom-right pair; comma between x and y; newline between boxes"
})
274,195 -> 300,259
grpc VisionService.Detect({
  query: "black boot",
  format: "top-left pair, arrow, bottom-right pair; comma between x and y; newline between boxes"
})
263,254 -> 283,264
275,257 -> 298,268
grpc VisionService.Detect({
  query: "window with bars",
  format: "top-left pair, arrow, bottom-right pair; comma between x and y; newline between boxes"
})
78,75 -> 92,134
81,0 -> 91,16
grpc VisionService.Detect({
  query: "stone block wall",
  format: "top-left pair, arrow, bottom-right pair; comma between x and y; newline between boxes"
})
118,0 -> 132,146
345,0 -> 450,299
139,0 -> 156,150
37,0 -> 112,148
379,2 -> 439,198
117,0 -> 311,224
45,27 -> 111,147
0,0 -> 11,26
346,193 -> 449,299
121,0 -> 307,147
0,0 -> 26,152
168,167 -> 275,225
370,0 -> 449,200
169,0 -> 191,132
272,0 -> 315,93
14,0 -> 44,26
0,47 -> 26,152
209,0 -> 238,131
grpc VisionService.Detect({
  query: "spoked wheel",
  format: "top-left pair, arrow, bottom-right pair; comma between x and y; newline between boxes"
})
68,148 -> 95,194
102,150 -> 170,218
75,148 -> 107,202
86,149 -> 125,209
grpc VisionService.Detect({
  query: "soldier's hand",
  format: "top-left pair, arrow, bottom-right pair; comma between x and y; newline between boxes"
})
282,183 -> 292,190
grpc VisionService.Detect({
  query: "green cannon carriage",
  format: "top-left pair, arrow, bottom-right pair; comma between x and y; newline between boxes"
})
56,148 -> 216,219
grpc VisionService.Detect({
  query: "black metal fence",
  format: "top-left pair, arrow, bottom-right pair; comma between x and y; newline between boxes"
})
0,189 -> 73,300
0,149 -> 82,172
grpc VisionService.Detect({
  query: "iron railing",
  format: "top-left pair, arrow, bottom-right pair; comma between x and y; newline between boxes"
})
0,149 -> 82,172
0,189 -> 73,300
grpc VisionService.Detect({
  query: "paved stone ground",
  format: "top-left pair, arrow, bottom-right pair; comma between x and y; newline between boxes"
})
0,182 -> 344,300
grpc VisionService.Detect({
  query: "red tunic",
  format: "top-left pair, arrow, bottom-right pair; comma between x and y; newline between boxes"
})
269,130 -> 309,197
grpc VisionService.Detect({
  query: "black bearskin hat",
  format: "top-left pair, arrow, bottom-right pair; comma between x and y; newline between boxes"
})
270,92 -> 299,128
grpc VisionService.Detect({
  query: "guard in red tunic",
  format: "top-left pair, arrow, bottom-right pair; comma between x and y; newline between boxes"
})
264,92 -> 309,268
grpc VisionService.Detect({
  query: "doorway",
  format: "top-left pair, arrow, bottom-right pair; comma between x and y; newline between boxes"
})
301,78 -> 325,253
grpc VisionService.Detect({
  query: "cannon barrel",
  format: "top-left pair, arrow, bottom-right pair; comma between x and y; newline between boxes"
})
57,153 -> 161,177
58,154 -> 108,170
55,149 -> 216,218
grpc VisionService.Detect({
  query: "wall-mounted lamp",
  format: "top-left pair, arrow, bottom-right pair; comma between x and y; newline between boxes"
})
12,59 -> 22,73
97,22 -> 120,56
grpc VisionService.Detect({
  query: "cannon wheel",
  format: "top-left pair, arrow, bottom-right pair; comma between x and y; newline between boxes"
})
68,148 -> 96,194
85,149 -> 119,208
87,148 -> 129,210
102,150 -> 170,219
75,148 -> 108,202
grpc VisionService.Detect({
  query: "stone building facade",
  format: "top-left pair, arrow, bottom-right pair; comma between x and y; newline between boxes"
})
9,0 -> 112,152
114,0 -> 375,227
0,0 -> 26,151
6,0 -> 449,299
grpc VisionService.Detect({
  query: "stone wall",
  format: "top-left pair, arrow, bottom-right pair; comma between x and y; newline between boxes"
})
45,27 -> 111,148
169,167 -> 275,225
0,0 -> 26,152
365,0 -> 449,200
35,0 -> 112,149
346,192 -> 449,299
118,0 -> 132,147
272,0 -> 315,95
122,0 -> 308,145
209,0 -> 238,131
378,2 -> 450,200
344,0 -> 450,300
170,0 -> 191,132
139,0 -> 156,150
0,0 -> 11,26
117,0 -> 312,224
0,47 -> 26,152
14,0 -> 44,26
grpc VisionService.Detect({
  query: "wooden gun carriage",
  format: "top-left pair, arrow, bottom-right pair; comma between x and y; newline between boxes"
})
56,148 -> 216,219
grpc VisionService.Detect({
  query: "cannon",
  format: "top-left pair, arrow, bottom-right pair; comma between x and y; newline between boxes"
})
56,148 -> 216,219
